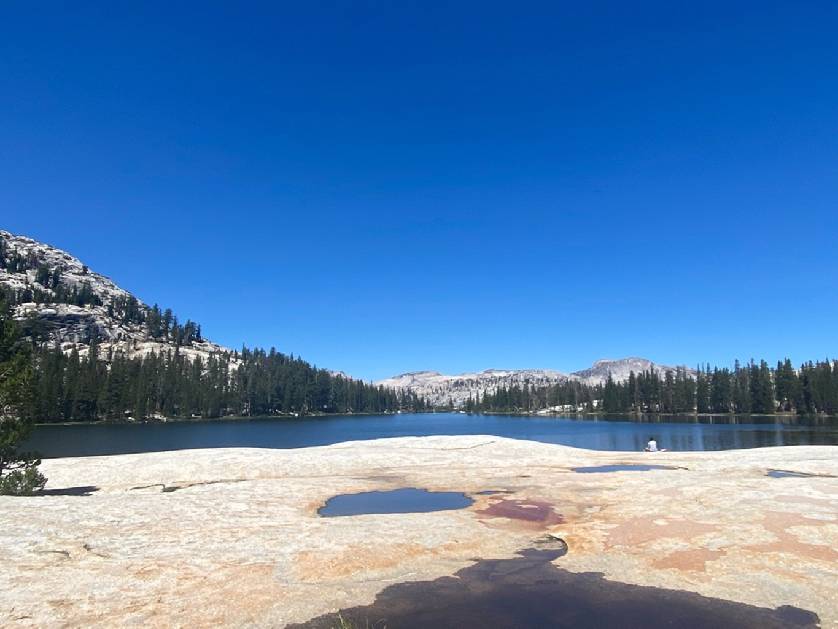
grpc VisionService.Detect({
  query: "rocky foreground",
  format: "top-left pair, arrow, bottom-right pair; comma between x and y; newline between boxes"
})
1,437 -> 836,627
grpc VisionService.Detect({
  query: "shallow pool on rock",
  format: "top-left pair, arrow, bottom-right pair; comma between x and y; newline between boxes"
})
572,464 -> 678,473
318,488 -> 474,517
766,469 -> 820,479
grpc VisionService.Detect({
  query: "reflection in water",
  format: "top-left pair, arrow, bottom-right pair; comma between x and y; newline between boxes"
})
25,412 -> 838,458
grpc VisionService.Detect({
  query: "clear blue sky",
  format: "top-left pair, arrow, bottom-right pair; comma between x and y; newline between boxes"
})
2,2 -> 837,380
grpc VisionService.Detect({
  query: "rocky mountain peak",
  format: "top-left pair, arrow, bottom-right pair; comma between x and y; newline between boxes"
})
0,230 -> 232,363
376,359 -> 693,408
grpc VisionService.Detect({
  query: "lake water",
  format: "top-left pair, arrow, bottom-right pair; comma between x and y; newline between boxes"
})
25,413 -> 838,458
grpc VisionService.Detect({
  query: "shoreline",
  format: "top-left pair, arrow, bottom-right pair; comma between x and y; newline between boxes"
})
33,410 -> 405,427
34,409 -> 838,427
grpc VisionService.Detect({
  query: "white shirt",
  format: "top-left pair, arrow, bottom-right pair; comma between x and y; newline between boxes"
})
647,440 -> 658,452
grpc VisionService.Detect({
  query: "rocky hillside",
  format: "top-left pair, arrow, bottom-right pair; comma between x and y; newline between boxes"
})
570,357 -> 692,386
0,230 -> 232,363
377,369 -> 568,408
376,359 -> 692,408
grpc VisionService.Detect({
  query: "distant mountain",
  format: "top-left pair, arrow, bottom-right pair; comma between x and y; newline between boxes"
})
376,359 -> 693,408
570,357 -> 692,386
0,230 -> 231,363
376,369 -> 569,408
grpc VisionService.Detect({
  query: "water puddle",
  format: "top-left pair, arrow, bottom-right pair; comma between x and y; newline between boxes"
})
572,464 -> 678,473
766,469 -> 825,479
291,543 -> 818,629
318,488 -> 474,517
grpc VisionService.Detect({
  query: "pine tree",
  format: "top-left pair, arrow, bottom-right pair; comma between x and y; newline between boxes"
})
0,298 -> 46,495
695,365 -> 710,413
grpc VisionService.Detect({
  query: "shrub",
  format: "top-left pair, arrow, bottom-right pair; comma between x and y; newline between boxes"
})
0,459 -> 47,495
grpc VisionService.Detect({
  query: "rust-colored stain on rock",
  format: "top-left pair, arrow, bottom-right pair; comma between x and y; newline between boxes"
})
744,511 -> 838,563
652,548 -> 726,572
294,538 -> 487,582
607,516 -> 718,547
477,499 -> 564,527
295,543 -> 427,581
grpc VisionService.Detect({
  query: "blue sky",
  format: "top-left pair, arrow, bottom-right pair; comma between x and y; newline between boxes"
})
2,2 -> 837,380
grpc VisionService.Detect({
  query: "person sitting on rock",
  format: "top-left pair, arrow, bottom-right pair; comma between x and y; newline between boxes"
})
645,437 -> 660,452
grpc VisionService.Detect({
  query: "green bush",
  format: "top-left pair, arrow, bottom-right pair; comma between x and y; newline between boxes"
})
0,461 -> 47,496
1,417 -> 48,495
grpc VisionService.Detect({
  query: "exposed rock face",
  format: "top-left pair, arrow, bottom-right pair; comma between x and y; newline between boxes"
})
0,230 -> 231,362
376,368 -> 569,407
570,356 -> 694,386
0,231 -> 132,303
376,359 -> 693,407
1,437 -> 834,627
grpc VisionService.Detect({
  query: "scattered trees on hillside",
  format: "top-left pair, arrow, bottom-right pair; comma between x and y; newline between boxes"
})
0,252 -> 426,422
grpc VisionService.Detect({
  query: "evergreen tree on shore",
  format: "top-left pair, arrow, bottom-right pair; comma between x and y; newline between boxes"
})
476,357 -> 838,416
21,342 -> 427,422
0,298 -> 46,495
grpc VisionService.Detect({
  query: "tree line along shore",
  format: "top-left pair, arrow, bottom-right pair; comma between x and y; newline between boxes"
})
466,360 -> 838,416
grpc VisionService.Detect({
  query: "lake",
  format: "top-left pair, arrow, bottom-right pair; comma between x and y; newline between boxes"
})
25,413 -> 838,458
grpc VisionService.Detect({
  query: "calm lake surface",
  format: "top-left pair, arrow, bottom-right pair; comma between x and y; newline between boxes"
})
26,413 -> 838,458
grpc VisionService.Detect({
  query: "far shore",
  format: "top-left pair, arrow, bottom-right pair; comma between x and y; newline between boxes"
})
33,409 -> 838,427
33,410 -> 403,427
